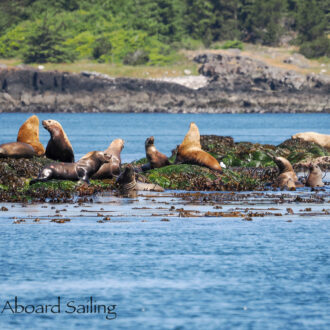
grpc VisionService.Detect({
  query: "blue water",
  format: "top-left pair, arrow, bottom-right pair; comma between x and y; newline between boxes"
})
0,113 -> 329,329
0,113 -> 329,161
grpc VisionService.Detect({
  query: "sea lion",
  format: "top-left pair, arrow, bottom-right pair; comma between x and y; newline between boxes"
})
292,132 -> 330,149
274,156 -> 302,189
42,119 -> 74,163
116,165 -> 164,194
175,122 -> 222,172
91,138 -> 124,179
0,142 -> 36,158
30,151 -> 111,185
306,163 -> 324,188
145,136 -> 170,169
17,115 -> 45,156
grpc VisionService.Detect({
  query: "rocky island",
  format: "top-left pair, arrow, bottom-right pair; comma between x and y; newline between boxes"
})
0,134 -> 328,203
0,53 -> 329,114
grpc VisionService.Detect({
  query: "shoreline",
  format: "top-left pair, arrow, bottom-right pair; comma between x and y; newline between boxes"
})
0,52 -> 329,114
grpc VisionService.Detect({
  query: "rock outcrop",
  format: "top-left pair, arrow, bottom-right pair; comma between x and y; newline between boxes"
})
0,53 -> 329,113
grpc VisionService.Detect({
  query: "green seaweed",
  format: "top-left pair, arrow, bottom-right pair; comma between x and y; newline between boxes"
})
28,180 -> 77,191
0,184 -> 8,190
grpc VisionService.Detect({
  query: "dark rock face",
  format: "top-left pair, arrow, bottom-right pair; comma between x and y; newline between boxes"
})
0,53 -> 329,113
195,53 -> 330,93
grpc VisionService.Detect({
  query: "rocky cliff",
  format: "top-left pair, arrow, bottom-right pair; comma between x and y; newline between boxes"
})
0,53 -> 329,113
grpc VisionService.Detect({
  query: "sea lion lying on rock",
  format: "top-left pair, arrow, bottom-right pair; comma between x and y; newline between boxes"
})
17,115 -> 45,156
175,122 -> 222,172
145,136 -> 170,169
116,165 -> 164,193
292,132 -> 330,149
306,163 -> 324,188
274,156 -> 302,189
30,151 -> 111,185
0,142 -> 36,158
42,119 -> 74,163
91,138 -> 124,179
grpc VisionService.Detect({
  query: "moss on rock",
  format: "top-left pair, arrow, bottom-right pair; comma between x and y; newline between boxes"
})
0,134 -> 328,201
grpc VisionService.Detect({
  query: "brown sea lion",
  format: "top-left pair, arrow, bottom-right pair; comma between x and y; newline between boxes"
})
30,151 -> 111,185
42,119 -> 74,163
175,122 -> 222,172
292,132 -> 330,149
116,165 -> 164,194
0,142 -> 36,158
145,136 -> 170,169
306,163 -> 324,188
17,115 -> 45,156
91,138 -> 124,179
274,156 -> 302,189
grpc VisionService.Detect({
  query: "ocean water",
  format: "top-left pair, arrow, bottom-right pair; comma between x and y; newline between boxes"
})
0,112 -> 329,161
0,113 -> 329,329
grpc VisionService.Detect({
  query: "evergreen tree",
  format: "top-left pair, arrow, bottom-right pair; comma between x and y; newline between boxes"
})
296,0 -> 327,43
184,0 -> 214,46
210,0 -> 240,41
296,0 -> 329,58
239,0 -> 287,45
22,13 -> 76,63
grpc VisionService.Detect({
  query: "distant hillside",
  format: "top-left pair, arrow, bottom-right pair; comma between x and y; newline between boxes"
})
0,0 -> 329,65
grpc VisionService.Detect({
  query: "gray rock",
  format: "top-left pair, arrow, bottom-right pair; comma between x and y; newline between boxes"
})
0,58 -> 329,114
283,53 -> 310,68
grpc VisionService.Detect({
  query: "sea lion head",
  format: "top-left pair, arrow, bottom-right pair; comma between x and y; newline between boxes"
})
180,122 -> 201,150
308,163 -> 318,172
42,119 -> 74,158
95,151 -> 112,164
292,133 -> 302,140
80,151 -> 111,164
104,138 -> 125,156
306,162 -> 324,187
42,119 -> 63,134
189,122 -> 200,137
116,164 -> 135,186
17,115 -> 45,156
145,136 -> 155,148
18,115 -> 40,139
274,157 -> 294,173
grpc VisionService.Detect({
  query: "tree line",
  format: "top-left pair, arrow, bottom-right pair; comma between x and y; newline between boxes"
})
0,0 -> 329,64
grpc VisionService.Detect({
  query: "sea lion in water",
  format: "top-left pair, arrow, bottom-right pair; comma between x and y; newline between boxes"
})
17,115 -> 45,156
175,122 -> 222,172
292,132 -> 330,149
116,165 -> 164,193
306,163 -> 324,188
42,119 -> 74,163
30,151 -> 111,185
91,138 -> 124,179
0,142 -> 36,158
274,156 -> 302,189
145,136 -> 170,169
